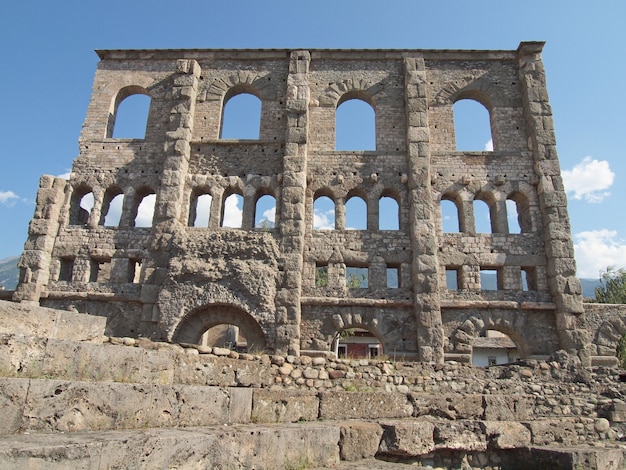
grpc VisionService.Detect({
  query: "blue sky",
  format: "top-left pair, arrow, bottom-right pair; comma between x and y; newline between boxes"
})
1,0 -> 625,279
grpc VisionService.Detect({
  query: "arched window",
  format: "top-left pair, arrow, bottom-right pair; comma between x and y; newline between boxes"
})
220,92 -> 261,139
221,192 -> 243,228
379,195 -> 399,230
473,195 -> 494,234
507,192 -> 532,234
69,188 -> 94,225
453,99 -> 493,151
336,98 -> 375,151
100,188 -> 124,227
133,191 -> 156,228
190,192 -> 212,227
441,198 -> 461,233
313,195 -> 335,230
255,194 -> 276,229
345,195 -> 367,230
110,89 -> 151,139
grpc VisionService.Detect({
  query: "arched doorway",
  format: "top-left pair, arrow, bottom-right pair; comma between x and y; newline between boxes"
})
172,304 -> 266,353
333,327 -> 384,360
472,329 -> 520,366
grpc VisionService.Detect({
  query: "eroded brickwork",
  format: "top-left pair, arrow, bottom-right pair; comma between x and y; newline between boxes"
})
14,43 -> 602,364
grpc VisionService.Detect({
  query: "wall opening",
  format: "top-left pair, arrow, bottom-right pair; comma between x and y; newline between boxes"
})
128,259 -> 142,283
89,258 -> 111,283
221,192 -> 243,228
472,330 -> 520,367
473,199 -> 493,234
345,195 -> 367,230
346,266 -> 368,288
220,93 -> 261,139
255,194 -> 276,229
379,195 -> 399,230
100,190 -> 124,227
111,93 -> 151,139
190,193 -> 212,227
507,192 -> 532,233
441,198 -> 461,233
58,258 -> 74,282
201,324 -> 248,351
453,98 -> 492,151
446,267 -> 460,290
386,266 -> 399,288
521,267 -> 537,291
315,264 -> 328,287
336,98 -> 375,151
334,328 -> 383,360
134,192 -> 156,227
480,268 -> 499,291
70,189 -> 94,226
313,195 -> 335,230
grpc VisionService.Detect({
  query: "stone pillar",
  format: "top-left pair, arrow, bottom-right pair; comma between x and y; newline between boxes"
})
13,175 -> 67,303
404,58 -> 445,363
140,59 -> 201,338
517,42 -> 590,364
274,50 -> 310,355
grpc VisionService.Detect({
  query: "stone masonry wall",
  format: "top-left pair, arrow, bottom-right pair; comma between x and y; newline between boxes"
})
13,43 -> 608,365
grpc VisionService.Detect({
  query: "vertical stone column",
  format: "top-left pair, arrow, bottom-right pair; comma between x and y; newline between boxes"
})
404,58 -> 445,363
274,51 -> 310,355
517,42 -> 590,364
139,59 -> 201,337
13,176 -> 67,303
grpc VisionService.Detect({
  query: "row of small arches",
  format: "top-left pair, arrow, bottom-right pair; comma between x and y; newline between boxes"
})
110,89 -> 492,151
440,191 -> 532,235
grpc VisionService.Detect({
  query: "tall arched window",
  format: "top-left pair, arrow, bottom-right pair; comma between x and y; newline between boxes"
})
221,192 -> 244,228
336,98 -> 375,151
109,88 -> 151,139
313,195 -> 335,230
345,195 -> 367,230
69,188 -> 94,225
473,199 -> 493,234
379,195 -> 400,230
441,198 -> 461,233
100,188 -> 124,227
507,192 -> 532,234
255,194 -> 276,229
133,191 -> 156,228
220,92 -> 262,139
190,193 -> 213,227
453,98 -> 493,151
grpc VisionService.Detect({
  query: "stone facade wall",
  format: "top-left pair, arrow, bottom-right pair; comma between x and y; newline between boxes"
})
14,44 -> 604,364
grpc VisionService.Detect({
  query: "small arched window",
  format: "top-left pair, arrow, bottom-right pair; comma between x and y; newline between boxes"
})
336,98 -> 375,151
255,194 -> 276,229
379,195 -> 400,230
221,192 -> 244,228
70,188 -> 94,225
190,193 -> 213,227
453,98 -> 493,151
100,188 -> 124,227
109,88 -> 151,139
345,195 -> 367,230
220,92 -> 262,139
313,195 -> 335,230
133,191 -> 156,228
473,193 -> 496,234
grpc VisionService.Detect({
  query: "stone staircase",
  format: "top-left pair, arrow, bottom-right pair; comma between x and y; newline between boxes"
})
1,300 -> 626,469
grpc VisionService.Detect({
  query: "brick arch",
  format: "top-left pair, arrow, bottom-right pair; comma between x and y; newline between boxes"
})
435,76 -> 503,110
319,78 -> 385,108
203,71 -> 277,102
172,303 -> 267,350
449,311 -> 530,359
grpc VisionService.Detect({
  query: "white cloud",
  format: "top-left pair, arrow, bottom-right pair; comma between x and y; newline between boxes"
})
314,209 -> 334,230
0,190 -> 19,206
57,171 -> 71,180
262,206 -> 276,223
574,229 -> 626,278
484,139 -> 493,151
222,194 -> 243,228
562,156 -> 614,203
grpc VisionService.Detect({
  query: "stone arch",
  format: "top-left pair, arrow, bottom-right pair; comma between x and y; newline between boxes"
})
440,191 -> 465,233
593,313 -> 626,357
319,78 -> 384,108
506,190 -> 532,233
172,303 -> 267,351
69,184 -> 94,226
473,190 -> 498,234
435,76 -> 501,109
100,186 -> 124,226
203,71 -> 277,102
449,311 -> 530,359
106,85 -> 151,138
328,310 -> 390,353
